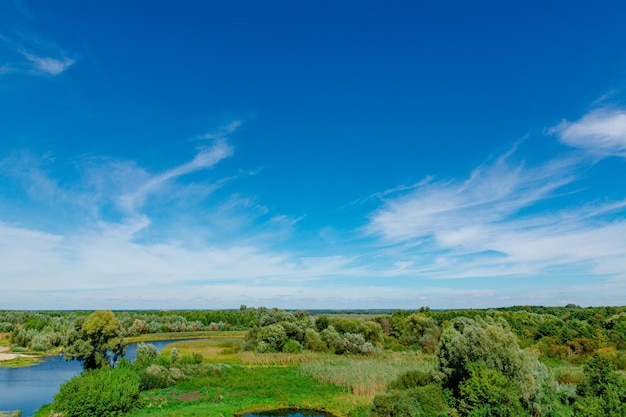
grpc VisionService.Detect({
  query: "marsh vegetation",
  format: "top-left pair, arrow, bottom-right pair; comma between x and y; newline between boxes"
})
2,305 -> 626,416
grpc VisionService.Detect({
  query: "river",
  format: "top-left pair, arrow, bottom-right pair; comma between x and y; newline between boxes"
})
0,339 -> 189,417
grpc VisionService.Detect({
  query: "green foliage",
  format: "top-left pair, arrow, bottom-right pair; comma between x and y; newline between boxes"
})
332,317 -> 364,334
134,342 -> 157,368
389,369 -> 434,390
572,353 -> 626,417
138,364 -> 185,390
170,347 -> 181,364
283,338 -> 303,353
179,352 -> 203,365
64,310 -> 127,369
458,362 -> 525,417
437,316 -> 548,407
372,384 -> 449,417
243,308 -> 382,355
413,384 -> 449,417
257,323 -> 287,352
372,389 -> 426,417
304,328 -> 328,352
53,366 -> 141,417
315,315 -> 330,332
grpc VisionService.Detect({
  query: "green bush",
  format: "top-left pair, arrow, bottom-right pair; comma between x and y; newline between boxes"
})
137,364 -> 187,390
304,328 -> 328,352
411,384 -> 449,417
371,389 -> 425,417
258,323 -> 287,352
389,370 -> 434,390
53,367 -> 140,417
458,362 -> 525,417
573,353 -> 626,417
134,342 -> 157,368
283,339 -> 303,353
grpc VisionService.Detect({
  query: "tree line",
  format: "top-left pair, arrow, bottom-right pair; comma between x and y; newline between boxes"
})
5,305 -> 626,417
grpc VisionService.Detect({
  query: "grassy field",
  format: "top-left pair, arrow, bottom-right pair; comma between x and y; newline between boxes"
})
126,330 -> 246,343
128,365 -> 370,417
117,336 -> 429,416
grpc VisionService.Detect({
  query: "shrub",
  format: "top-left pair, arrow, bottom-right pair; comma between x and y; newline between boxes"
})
283,339 -> 303,353
458,362 -> 525,417
331,318 -> 363,335
134,342 -> 157,368
138,364 -> 185,390
255,340 -> 274,353
170,347 -> 181,364
280,321 -> 305,343
315,316 -> 330,332
304,328 -> 328,352
53,367 -> 140,417
258,323 -> 287,352
389,370 -> 434,390
371,389 -> 425,417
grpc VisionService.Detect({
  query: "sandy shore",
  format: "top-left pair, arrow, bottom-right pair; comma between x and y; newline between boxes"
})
0,346 -> 20,361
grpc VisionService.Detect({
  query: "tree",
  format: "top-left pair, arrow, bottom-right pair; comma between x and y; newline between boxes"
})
573,353 -> 626,417
65,310 -> 127,369
437,316 -> 548,413
256,323 -> 287,352
459,362 -> 525,417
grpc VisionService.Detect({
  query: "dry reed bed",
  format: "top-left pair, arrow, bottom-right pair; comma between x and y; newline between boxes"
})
299,353 -> 430,397
237,351 -> 323,366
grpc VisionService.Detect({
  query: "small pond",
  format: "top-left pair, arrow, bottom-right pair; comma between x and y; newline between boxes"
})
242,410 -> 338,417
0,339 -> 195,417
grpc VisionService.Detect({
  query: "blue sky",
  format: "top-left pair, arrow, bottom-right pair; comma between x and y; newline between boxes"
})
1,1 -> 626,310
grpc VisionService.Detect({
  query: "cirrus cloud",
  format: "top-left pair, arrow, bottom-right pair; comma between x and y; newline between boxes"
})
551,107 -> 626,157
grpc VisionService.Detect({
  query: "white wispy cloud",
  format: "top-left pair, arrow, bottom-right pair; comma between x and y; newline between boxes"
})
116,138 -> 233,215
366,148 -> 579,245
198,120 -> 242,140
1,2 -> 76,78
2,104 -> 626,309
551,107 -> 626,157
21,51 -> 75,76
0,122 -> 356,308
364,107 -> 626,284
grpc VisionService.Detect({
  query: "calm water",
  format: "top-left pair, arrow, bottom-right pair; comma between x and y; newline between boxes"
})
0,339 -> 190,417
243,410 -> 337,417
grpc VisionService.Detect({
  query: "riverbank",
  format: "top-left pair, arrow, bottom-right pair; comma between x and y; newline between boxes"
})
0,330 -> 242,368
0,346 -> 44,368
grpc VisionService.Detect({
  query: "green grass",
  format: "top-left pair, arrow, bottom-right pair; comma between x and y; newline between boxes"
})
127,365 -> 370,417
0,356 -> 44,368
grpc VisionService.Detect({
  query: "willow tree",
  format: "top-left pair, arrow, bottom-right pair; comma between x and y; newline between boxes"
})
65,310 -> 127,369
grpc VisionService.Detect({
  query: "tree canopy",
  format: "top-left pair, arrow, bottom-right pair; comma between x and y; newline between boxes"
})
64,310 -> 126,369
